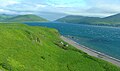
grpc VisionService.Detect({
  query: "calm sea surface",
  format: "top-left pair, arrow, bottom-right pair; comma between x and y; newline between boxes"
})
24,22 -> 120,59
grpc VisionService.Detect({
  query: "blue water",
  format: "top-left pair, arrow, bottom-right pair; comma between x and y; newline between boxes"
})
24,22 -> 120,59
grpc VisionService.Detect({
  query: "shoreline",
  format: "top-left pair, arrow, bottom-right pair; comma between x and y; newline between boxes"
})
61,36 -> 120,67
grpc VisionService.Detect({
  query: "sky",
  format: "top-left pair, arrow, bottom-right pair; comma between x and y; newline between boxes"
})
0,0 -> 120,18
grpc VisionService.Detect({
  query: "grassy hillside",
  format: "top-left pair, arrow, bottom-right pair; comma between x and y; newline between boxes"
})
0,14 -> 14,21
0,23 -> 120,71
3,14 -> 48,22
102,13 -> 120,24
56,15 -> 101,24
56,14 -> 120,25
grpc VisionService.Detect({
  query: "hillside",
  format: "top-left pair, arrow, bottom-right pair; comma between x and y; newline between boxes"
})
3,14 -> 48,22
102,13 -> 120,24
55,15 -> 103,24
0,23 -> 120,71
56,13 -> 120,25
0,14 -> 15,21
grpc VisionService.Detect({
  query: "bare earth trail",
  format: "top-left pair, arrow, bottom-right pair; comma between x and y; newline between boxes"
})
61,36 -> 120,67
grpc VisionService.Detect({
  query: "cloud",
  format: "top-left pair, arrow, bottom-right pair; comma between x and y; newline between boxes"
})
84,0 -> 120,14
63,0 -> 120,17
97,4 -> 120,13
0,0 -> 20,7
0,8 -> 18,14
4,2 -> 47,12
0,0 -> 120,17
46,0 -> 87,8
36,4 -> 46,8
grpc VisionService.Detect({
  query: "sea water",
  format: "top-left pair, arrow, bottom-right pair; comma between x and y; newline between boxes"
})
24,22 -> 120,60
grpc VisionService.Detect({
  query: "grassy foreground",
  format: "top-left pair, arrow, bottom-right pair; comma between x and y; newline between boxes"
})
0,23 -> 120,71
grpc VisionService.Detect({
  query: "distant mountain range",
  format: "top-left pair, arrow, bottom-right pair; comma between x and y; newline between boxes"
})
56,13 -> 120,26
0,14 -> 15,21
0,14 -> 48,22
1,13 -> 120,26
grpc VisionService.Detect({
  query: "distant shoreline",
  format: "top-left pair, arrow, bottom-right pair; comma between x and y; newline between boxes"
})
61,36 -> 120,67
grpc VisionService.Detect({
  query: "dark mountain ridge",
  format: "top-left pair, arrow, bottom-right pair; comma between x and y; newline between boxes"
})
56,13 -> 120,26
0,14 -> 48,22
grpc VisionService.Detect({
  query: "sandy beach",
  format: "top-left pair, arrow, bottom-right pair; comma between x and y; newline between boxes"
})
61,36 -> 120,67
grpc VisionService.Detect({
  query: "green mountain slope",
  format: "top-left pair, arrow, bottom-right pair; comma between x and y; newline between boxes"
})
56,13 -> 120,25
0,14 -> 14,21
0,23 -> 120,71
102,13 -> 120,24
56,15 -> 101,24
4,14 -> 48,22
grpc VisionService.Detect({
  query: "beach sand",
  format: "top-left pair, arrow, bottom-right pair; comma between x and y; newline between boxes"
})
61,36 -> 120,67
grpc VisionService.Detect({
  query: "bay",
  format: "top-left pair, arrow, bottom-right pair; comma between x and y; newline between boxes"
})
24,22 -> 120,60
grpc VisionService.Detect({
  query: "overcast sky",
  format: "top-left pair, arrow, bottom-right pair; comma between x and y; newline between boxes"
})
0,0 -> 120,17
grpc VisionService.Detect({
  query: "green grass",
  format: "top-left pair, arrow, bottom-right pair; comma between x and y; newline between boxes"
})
0,23 -> 120,71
